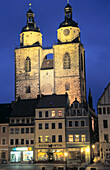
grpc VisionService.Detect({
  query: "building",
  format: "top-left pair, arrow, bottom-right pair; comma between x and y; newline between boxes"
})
15,2 -> 86,105
97,83 -> 110,163
0,104 -> 12,163
35,94 -> 69,163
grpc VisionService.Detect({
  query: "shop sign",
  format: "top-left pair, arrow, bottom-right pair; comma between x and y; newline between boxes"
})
12,147 -> 32,151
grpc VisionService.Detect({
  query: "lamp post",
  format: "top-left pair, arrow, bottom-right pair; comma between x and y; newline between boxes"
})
64,152 -> 68,170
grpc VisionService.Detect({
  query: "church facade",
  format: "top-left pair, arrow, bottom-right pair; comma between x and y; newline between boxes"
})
15,3 -> 86,105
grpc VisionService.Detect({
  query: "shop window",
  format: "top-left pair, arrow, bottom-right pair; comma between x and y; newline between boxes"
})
21,128 -> 24,134
69,135 -> 73,142
31,118 -> 34,123
15,139 -> 19,145
45,111 -> 48,117
10,128 -> 14,134
81,135 -> 86,142
52,111 -> 55,117
10,151 -> 21,162
103,120 -> 108,128
39,123 -> 42,129
104,134 -> 109,142
31,140 -> 34,144
81,121 -> 85,127
26,140 -> 29,145
52,123 -> 55,129
58,167 -> 64,170
23,151 -> 33,162
26,118 -> 29,124
39,136 -> 43,143
26,86 -> 31,93
31,127 -> 34,133
22,118 -> 25,124
52,135 -> 56,142
2,138 -> 6,145
63,52 -> 71,69
45,123 -> 49,129
75,135 -> 79,142
26,128 -> 29,133
59,135 -> 62,142
16,119 -> 20,124
65,83 -> 70,91
58,111 -> 62,117
2,127 -> 6,133
45,136 -> 49,143
58,123 -> 62,129
103,107 -> 106,114
107,107 -> 110,114
39,111 -> 42,118
25,57 -> 31,72
21,139 -> 24,145
69,121 -> 72,127
10,139 -> 14,145
75,121 -> 78,127
15,128 -> 19,134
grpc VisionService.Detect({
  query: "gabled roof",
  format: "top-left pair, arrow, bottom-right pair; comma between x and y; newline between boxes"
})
10,98 -> 39,117
36,94 -> 68,109
0,104 -> 12,123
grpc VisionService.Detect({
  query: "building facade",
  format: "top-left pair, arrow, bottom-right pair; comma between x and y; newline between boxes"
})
97,83 -> 110,163
15,2 -> 86,105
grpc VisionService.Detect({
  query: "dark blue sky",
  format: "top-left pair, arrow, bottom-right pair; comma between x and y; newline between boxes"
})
0,0 -> 110,112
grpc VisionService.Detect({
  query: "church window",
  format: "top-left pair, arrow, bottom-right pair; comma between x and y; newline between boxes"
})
26,86 -> 31,93
25,57 -> 31,72
65,82 -> 70,91
63,53 -> 71,69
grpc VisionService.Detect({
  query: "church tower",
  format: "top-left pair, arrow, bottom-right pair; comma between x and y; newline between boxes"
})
53,2 -> 86,104
15,4 -> 42,100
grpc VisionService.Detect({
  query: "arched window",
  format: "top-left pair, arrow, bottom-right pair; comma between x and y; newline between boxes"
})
25,57 -> 31,72
63,53 -> 71,69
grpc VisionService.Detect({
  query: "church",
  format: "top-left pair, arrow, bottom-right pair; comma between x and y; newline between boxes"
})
15,2 -> 86,105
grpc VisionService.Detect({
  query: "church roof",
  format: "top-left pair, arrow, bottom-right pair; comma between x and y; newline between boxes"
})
59,19 -> 78,28
21,25 -> 40,33
0,104 -> 12,123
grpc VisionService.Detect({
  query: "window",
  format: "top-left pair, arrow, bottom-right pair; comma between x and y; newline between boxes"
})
104,134 -> 109,142
31,127 -> 34,133
15,139 -> 19,145
69,121 -> 72,127
52,135 -> 56,142
58,111 -> 62,117
15,128 -> 19,134
26,128 -> 29,133
65,83 -> 70,91
26,140 -> 29,145
39,111 -> 42,118
10,128 -> 14,134
2,127 -> 6,133
98,108 -> 102,114
103,107 -> 106,114
81,121 -> 85,127
16,119 -> 20,124
52,123 -> 55,129
1,152 -> 5,159
107,107 -> 110,114
75,121 -> 78,127
22,119 -> 25,124
59,135 -> 62,142
31,140 -> 34,144
26,118 -> 29,124
31,118 -> 34,123
81,135 -> 86,142
39,124 -> 42,129
45,111 -> 48,117
25,57 -> 31,72
21,128 -> 24,134
26,86 -> 31,93
58,123 -> 62,129
21,139 -> 24,145
52,111 -> 55,117
69,135 -> 73,142
10,139 -> 14,145
63,52 -> 71,69
2,139 -> 6,145
11,119 -> 14,124
39,136 -> 42,143
103,120 -> 108,128
45,123 -> 49,129
45,136 -> 49,143
75,135 -> 79,142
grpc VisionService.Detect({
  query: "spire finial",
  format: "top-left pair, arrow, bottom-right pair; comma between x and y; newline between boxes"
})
67,0 -> 69,4
29,3 -> 32,9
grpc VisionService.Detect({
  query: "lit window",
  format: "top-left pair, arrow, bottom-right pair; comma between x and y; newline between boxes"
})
75,135 -> 79,142
39,136 -> 42,143
69,135 -> 73,142
81,135 -> 86,142
58,111 -> 62,117
52,111 -> 55,117
45,136 -> 49,143
63,52 -> 71,69
25,57 -> 31,72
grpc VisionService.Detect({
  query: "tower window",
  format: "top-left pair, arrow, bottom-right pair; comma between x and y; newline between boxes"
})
25,57 -> 31,72
63,53 -> 71,69
65,82 -> 70,91
26,86 -> 31,93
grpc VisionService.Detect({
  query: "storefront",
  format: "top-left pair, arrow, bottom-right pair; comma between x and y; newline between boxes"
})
10,147 -> 34,163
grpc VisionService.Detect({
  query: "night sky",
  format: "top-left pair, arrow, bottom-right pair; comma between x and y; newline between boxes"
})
0,0 -> 110,112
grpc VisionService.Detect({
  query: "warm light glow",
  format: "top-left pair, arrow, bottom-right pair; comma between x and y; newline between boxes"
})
69,135 -> 73,142
92,145 -> 95,149
64,152 -> 68,157
81,148 -> 83,153
86,147 -> 90,153
52,111 -> 55,117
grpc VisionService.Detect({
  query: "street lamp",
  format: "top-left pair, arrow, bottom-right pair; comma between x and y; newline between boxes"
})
64,152 -> 68,170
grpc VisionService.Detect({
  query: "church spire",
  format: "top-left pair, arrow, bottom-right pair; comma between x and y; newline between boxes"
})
65,2 -> 72,21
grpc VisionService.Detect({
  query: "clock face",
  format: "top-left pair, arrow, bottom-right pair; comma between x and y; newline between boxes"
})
63,29 -> 70,36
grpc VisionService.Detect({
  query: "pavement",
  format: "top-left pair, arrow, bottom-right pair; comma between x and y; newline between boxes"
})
86,162 -> 110,170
